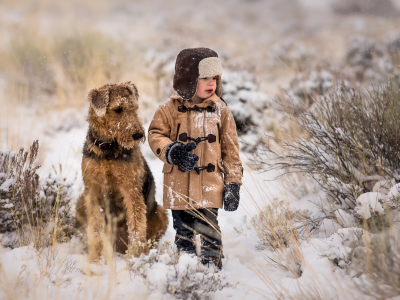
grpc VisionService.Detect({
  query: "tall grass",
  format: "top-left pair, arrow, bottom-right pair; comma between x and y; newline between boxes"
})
1,30 -> 131,108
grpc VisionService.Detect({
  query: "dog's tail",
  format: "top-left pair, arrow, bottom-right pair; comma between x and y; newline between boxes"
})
146,205 -> 169,241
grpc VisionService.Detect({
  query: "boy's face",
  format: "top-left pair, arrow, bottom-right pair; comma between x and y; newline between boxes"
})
195,77 -> 217,99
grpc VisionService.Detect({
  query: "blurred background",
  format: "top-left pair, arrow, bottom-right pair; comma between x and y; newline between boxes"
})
0,0 -> 399,156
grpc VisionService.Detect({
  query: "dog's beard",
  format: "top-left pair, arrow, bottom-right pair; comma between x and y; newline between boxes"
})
116,130 -> 145,149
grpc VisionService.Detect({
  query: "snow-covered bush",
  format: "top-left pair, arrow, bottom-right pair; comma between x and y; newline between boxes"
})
269,39 -> 315,72
385,31 -> 400,58
221,71 -> 268,135
332,0 -> 397,17
314,225 -> 400,298
145,50 -> 176,101
284,66 -> 351,104
127,241 -> 233,300
314,228 -> 371,276
255,80 -> 400,233
346,35 -> 398,84
0,141 -> 74,248
280,33 -> 399,106
0,141 -> 39,233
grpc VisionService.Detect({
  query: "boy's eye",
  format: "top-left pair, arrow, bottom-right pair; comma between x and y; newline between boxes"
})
114,107 -> 123,113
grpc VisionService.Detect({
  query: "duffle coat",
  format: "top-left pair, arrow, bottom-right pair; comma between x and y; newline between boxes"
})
148,92 -> 243,210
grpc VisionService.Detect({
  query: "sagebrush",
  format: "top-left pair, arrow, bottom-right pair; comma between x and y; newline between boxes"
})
0,140 -> 73,248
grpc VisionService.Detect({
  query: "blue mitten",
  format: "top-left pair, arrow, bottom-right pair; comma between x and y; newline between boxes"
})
223,183 -> 240,211
165,142 -> 199,172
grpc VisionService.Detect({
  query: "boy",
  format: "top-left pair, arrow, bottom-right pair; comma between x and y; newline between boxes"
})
148,48 -> 243,268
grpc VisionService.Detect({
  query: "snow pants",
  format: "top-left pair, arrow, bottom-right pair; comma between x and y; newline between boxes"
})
172,208 -> 222,258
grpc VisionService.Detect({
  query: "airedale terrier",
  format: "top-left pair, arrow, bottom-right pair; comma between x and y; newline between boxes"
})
75,81 -> 168,261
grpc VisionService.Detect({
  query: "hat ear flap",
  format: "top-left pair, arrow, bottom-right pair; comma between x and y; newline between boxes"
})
125,81 -> 139,100
215,75 -> 223,97
88,88 -> 109,117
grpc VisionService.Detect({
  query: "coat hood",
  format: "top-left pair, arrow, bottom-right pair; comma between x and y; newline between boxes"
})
173,48 -> 223,100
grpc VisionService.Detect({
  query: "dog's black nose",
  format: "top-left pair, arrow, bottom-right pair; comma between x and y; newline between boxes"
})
132,133 -> 143,141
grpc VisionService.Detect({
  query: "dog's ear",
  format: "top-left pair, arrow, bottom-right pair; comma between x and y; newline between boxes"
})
125,81 -> 139,100
87,88 -> 109,117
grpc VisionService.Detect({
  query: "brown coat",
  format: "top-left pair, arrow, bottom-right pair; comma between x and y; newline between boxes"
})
148,92 -> 243,210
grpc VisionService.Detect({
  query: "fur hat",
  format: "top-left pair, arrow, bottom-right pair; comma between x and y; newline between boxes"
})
173,48 -> 223,100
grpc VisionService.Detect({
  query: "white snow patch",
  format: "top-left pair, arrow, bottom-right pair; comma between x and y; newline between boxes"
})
355,192 -> 386,219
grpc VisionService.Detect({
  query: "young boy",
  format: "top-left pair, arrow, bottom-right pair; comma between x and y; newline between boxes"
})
148,48 -> 243,268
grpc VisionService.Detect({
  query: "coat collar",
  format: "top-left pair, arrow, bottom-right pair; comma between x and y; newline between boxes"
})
170,91 -> 221,107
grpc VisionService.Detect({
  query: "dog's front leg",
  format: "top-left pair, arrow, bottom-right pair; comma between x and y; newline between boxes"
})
85,190 -> 106,262
121,188 -> 147,257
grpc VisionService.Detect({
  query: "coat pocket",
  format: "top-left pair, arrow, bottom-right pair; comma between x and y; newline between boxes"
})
162,163 -> 174,174
217,159 -> 225,174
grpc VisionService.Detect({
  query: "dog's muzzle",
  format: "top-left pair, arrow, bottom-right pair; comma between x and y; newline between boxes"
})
132,133 -> 143,141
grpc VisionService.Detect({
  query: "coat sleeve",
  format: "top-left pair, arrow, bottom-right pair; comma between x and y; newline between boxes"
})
220,106 -> 243,185
148,105 -> 173,164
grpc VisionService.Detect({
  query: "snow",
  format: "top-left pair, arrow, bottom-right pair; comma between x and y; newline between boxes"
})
0,177 -> 15,194
354,192 -> 385,220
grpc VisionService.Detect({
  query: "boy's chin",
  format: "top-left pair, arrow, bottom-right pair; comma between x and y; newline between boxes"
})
198,91 -> 215,99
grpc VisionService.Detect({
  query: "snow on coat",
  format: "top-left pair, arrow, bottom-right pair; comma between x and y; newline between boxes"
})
148,92 -> 243,210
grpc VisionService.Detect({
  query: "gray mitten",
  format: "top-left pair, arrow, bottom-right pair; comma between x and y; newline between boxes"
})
165,141 -> 199,172
223,183 -> 240,211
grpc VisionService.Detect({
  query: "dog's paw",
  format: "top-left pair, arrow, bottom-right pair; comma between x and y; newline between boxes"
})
80,258 -> 106,276
125,240 -> 155,258
88,253 -> 102,263
125,244 -> 139,258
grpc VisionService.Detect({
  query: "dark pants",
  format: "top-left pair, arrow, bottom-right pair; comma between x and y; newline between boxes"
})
172,208 -> 222,258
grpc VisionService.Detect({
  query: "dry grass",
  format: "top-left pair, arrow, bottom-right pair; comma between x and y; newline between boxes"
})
251,199 -> 304,278
0,141 -> 74,248
1,29 -> 131,108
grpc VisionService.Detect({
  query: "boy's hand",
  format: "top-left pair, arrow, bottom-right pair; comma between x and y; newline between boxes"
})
165,142 -> 199,172
223,183 -> 240,211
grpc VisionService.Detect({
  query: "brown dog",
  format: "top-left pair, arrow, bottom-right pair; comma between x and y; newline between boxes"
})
75,82 -> 168,261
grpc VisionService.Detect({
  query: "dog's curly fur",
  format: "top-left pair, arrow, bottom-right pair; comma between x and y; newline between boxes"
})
75,81 -> 168,261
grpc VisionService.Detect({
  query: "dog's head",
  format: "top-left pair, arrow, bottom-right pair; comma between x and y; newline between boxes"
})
87,81 -> 145,149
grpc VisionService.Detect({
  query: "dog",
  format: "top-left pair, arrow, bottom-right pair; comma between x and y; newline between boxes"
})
75,81 -> 168,261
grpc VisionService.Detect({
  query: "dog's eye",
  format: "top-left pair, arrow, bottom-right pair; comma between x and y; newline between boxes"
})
114,107 -> 123,114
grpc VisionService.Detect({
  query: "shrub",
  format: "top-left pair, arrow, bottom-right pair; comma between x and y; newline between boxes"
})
221,70 -> 269,136
346,34 -> 399,84
252,200 -> 304,278
127,241 -> 233,300
0,140 -> 73,248
332,0 -> 397,17
254,80 -> 400,233
269,39 -> 315,72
